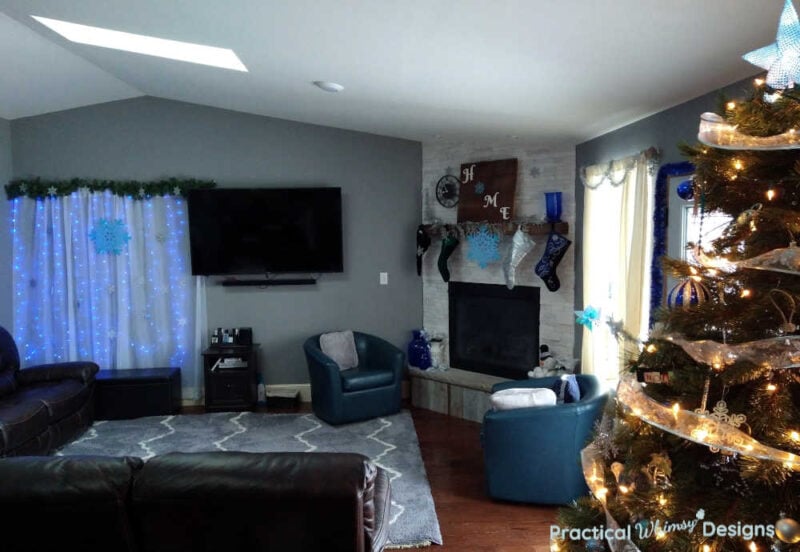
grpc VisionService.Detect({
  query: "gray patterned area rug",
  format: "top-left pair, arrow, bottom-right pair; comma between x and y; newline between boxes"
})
56,409 -> 442,548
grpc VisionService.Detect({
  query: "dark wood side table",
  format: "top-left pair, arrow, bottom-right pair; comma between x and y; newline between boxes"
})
95,367 -> 182,420
202,344 -> 259,412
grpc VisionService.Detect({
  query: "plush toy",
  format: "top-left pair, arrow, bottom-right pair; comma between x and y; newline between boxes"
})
528,344 -> 573,378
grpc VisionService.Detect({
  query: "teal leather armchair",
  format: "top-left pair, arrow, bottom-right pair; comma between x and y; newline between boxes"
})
303,331 -> 404,425
481,374 -> 609,505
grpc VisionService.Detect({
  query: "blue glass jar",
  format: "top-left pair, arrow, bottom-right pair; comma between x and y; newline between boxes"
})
407,330 -> 432,369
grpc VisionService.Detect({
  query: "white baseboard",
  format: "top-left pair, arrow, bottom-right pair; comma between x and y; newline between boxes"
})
266,383 -> 312,403
179,384 -> 312,406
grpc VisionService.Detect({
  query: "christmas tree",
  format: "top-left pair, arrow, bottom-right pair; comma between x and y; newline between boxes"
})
555,2 -> 800,551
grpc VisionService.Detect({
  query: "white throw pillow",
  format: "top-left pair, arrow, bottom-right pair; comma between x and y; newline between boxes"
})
319,330 -> 359,370
490,387 -> 557,411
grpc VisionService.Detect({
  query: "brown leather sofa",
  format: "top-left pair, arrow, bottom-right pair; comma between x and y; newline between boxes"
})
0,326 -> 98,456
0,451 -> 391,552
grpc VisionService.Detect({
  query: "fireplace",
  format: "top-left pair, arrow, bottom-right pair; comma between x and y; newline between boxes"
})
448,282 -> 540,380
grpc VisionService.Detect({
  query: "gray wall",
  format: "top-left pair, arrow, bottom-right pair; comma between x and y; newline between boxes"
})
0,118 -> 11,330
573,74 -> 759,357
9,97 -> 422,384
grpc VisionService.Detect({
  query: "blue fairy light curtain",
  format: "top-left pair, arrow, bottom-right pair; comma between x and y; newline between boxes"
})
9,186 -> 208,400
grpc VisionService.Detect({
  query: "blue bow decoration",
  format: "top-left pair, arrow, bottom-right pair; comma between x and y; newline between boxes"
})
575,306 -> 601,330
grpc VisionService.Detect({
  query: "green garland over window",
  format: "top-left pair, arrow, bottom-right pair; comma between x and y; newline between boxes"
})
4,177 -> 216,200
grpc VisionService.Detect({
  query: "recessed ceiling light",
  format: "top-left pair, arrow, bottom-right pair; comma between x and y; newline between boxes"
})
313,81 -> 344,93
31,15 -> 247,72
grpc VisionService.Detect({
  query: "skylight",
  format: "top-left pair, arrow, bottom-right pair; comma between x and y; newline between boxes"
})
32,16 -> 248,72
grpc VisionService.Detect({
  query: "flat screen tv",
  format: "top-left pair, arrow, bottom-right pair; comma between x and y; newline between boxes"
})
187,187 -> 343,275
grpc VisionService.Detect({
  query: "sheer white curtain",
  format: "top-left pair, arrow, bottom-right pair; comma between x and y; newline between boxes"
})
10,190 -> 206,400
581,151 -> 657,384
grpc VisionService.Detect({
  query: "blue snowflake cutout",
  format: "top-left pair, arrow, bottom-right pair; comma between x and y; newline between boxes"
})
467,225 -> 501,268
90,218 -> 131,255
474,181 -> 486,195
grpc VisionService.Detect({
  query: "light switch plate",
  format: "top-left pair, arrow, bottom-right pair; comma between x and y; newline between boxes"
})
379,272 -> 388,285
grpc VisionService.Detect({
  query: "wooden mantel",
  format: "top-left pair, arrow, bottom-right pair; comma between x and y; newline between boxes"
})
422,221 -> 568,237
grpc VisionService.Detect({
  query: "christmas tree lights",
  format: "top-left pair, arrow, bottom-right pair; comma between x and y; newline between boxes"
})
556,4 -> 800,550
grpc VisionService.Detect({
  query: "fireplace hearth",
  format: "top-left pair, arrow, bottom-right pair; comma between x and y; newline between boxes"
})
448,282 -> 540,380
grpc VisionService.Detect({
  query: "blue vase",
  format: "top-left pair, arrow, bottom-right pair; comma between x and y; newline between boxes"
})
544,191 -> 563,222
407,330 -> 432,369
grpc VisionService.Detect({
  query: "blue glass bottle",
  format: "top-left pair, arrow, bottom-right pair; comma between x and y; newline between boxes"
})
407,330 -> 432,369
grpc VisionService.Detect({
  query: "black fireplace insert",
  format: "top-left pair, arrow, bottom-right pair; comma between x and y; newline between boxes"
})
448,282 -> 540,380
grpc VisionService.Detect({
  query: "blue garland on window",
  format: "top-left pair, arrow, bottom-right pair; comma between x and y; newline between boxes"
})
650,161 -> 694,328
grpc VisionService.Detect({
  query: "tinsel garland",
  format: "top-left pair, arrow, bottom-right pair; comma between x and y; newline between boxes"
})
4,177 -> 216,200
649,161 -> 694,329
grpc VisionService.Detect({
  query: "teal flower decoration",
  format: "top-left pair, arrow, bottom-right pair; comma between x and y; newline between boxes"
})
575,306 -> 601,330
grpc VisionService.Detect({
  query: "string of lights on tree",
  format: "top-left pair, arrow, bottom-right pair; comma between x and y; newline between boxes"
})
556,2 -> 800,551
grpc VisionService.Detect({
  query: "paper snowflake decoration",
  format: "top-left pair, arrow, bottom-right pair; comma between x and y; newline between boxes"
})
466,225 -> 500,268
172,186 -> 181,196
90,218 -> 131,255
138,187 -> 146,198
474,181 -> 486,195
47,186 -> 57,196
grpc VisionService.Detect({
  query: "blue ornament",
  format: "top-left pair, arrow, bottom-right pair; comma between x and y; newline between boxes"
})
89,218 -> 131,255
667,278 -> 711,309
466,225 -> 501,268
743,0 -> 800,89
634,519 -> 650,535
407,329 -> 432,370
676,179 -> 694,200
585,538 -> 604,551
474,181 -> 486,195
575,306 -> 601,330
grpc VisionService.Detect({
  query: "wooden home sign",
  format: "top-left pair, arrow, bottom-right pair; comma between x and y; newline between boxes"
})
457,158 -> 518,223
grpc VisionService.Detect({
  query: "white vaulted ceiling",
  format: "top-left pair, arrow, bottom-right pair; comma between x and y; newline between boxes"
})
0,1 -> 786,144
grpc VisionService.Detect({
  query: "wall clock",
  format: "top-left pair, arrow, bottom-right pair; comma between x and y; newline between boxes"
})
436,174 -> 460,208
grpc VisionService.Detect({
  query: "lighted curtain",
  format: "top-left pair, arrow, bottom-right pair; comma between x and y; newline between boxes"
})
10,190 -> 206,400
580,150 -> 657,384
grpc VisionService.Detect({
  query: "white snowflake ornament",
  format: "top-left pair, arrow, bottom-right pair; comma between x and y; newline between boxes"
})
695,400 -> 747,454
47,186 -> 57,196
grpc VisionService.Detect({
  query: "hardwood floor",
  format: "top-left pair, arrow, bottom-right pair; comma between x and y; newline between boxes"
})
181,402 -> 558,550
409,407 -> 557,552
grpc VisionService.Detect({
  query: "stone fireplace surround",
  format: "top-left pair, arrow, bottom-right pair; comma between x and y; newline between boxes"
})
416,142 -> 576,422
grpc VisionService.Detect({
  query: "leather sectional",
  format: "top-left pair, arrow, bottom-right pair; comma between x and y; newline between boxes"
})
0,326 -> 98,456
0,450 -> 391,552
